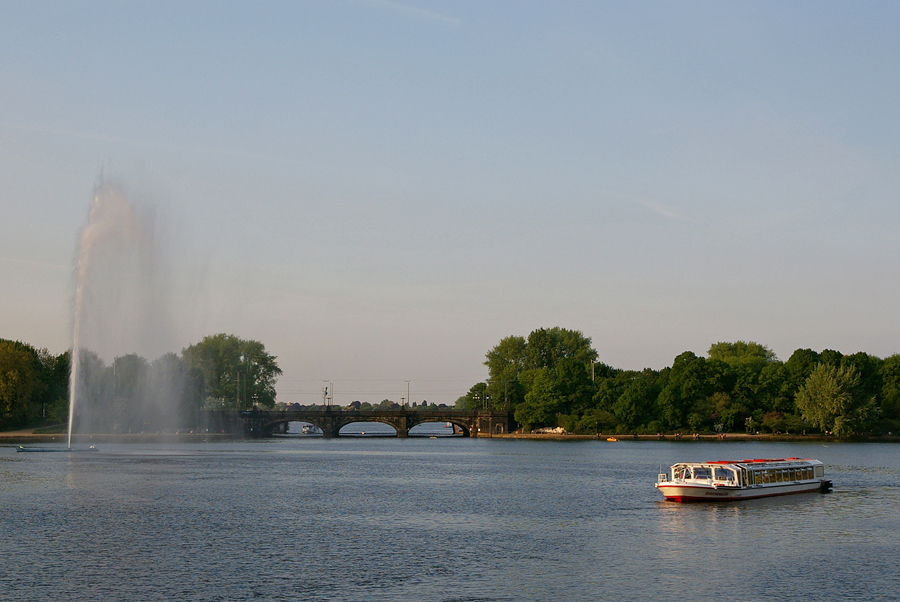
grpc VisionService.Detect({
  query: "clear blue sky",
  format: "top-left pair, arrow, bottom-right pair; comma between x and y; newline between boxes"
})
2,1 -> 899,405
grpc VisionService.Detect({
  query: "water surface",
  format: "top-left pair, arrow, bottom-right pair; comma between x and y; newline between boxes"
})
1,439 -> 896,601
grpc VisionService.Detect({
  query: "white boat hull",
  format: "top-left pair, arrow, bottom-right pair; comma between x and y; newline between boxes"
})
656,481 -> 823,502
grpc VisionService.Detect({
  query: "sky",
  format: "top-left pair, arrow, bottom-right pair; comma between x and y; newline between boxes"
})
2,1 -> 900,406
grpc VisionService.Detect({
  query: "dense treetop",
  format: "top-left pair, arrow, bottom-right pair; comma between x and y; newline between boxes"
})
458,328 -> 899,437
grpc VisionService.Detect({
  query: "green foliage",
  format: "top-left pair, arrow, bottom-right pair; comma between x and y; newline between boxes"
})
0,339 -> 71,430
515,367 -> 577,430
458,382 -> 491,410
484,335 -> 527,408
523,327 -> 598,370
612,371 -> 656,429
708,341 -> 777,367
478,331 -> 895,437
0,341 -> 41,429
0,332 -> 286,433
796,364 -> 879,436
182,333 -> 282,410
879,355 -> 900,425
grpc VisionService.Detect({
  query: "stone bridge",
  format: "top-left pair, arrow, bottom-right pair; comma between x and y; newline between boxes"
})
212,408 -> 516,438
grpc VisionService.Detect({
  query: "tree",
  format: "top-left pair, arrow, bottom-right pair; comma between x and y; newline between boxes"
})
182,334 -> 282,409
484,335 -> 527,408
708,341 -> 777,368
515,368 -> 566,431
0,341 -> 41,429
41,349 -> 70,424
553,357 -> 594,414
110,353 -> 149,431
148,352 -> 203,429
840,352 -> 882,406
656,383 -> 684,429
524,327 -> 597,371
796,364 -> 878,436
613,372 -> 655,430
663,351 -> 716,429
458,382 -> 491,410
879,355 -> 900,427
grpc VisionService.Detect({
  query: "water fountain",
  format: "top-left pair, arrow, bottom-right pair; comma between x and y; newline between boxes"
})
65,177 -> 180,449
18,177 -> 188,452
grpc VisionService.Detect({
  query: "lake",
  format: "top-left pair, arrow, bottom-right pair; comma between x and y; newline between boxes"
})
1,437 -> 897,601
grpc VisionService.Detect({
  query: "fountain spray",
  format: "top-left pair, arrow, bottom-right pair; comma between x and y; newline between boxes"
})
68,179 -> 148,447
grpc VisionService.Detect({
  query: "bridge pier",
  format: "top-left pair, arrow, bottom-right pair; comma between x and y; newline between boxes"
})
397,415 -> 408,438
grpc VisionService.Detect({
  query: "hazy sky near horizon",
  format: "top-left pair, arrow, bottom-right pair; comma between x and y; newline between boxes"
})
2,1 -> 900,405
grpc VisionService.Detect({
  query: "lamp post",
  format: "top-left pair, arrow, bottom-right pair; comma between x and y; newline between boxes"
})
405,380 -> 410,408
322,381 -> 333,408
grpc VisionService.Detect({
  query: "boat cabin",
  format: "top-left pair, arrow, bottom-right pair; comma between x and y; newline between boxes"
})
666,458 -> 825,489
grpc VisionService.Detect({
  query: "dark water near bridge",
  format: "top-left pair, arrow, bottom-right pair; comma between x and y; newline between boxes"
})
2,438 -> 898,601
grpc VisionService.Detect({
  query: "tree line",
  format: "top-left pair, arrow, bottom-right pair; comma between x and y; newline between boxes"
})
0,334 -> 281,433
457,327 -> 899,437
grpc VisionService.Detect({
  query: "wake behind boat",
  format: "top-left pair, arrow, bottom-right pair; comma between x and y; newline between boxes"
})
655,457 -> 832,502
17,445 -> 99,453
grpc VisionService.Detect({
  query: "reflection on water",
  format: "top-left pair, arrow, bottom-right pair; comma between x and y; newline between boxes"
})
1,440 -> 897,601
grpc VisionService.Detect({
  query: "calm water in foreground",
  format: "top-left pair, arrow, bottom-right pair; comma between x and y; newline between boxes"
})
1,433 -> 898,601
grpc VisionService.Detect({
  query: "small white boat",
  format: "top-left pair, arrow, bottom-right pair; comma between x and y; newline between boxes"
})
17,445 -> 98,453
655,457 -> 832,502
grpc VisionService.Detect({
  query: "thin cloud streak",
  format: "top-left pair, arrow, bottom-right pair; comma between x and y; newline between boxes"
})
634,198 -> 692,222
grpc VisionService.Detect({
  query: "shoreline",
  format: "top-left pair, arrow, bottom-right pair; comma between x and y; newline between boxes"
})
493,432 -> 900,442
2,430 -> 898,444
0,432 -> 242,445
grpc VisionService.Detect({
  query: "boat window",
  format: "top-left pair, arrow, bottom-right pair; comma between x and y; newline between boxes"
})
691,467 -> 711,480
803,468 -> 812,480
714,467 -> 733,481
753,471 -> 762,485
815,466 -> 824,478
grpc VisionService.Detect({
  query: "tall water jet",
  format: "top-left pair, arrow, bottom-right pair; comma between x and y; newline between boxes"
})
68,178 -> 181,446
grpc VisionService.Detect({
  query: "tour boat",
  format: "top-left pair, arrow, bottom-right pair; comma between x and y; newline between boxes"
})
655,457 -> 832,502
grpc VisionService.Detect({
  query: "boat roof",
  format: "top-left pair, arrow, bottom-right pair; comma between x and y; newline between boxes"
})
674,458 -> 821,467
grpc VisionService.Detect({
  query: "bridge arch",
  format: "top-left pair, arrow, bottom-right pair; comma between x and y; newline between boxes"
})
231,408 -> 513,438
338,420 -> 399,437
406,420 -> 465,437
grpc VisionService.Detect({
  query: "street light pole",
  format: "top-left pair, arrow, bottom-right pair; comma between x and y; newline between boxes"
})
405,380 -> 410,408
